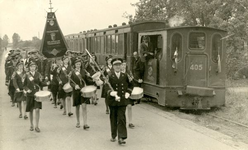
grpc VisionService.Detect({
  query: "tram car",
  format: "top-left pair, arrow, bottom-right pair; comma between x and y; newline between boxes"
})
65,21 -> 227,109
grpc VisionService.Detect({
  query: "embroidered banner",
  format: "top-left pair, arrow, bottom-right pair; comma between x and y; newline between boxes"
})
40,12 -> 68,58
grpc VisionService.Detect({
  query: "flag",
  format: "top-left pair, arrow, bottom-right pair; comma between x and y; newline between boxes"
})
40,12 -> 68,58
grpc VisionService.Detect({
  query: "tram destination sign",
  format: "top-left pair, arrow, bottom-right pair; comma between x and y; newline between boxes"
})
40,12 -> 68,58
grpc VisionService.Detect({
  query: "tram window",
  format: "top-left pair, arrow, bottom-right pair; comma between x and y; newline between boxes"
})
106,35 -> 111,54
82,39 -> 85,52
212,34 -> 222,63
115,35 -> 118,54
189,32 -> 205,49
79,39 -> 82,52
101,36 -> 105,54
171,33 -> 182,61
118,34 -> 124,55
97,37 -> 101,53
112,35 -> 115,54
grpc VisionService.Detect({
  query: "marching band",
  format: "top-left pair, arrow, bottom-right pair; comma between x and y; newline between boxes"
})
4,49 -> 144,145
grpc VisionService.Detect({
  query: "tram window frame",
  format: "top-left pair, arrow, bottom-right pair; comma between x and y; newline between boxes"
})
101,36 -> 105,54
211,34 -> 222,63
118,34 -> 124,55
189,32 -> 206,50
112,35 -> 115,54
170,33 -> 183,62
106,35 -> 111,54
115,34 -> 119,54
82,38 -> 85,52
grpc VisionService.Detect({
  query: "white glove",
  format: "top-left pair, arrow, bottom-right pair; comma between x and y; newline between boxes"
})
110,91 -> 117,97
138,79 -> 143,83
47,81 -> 50,85
75,85 -> 80,90
16,88 -> 20,92
27,89 -> 32,93
125,92 -> 130,99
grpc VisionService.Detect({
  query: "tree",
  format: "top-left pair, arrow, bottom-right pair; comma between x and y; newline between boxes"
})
12,33 -> 21,48
2,34 -> 9,48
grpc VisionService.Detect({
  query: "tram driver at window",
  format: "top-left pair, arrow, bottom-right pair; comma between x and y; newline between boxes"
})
140,36 -> 154,62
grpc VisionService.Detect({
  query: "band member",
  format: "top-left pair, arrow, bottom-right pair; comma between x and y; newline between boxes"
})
132,51 -> 145,104
24,61 -> 43,132
70,59 -> 92,129
13,61 -> 28,119
6,52 -> 20,107
107,58 -> 133,145
84,53 -> 99,105
121,60 -> 135,129
49,58 -> 60,108
101,55 -> 113,114
59,56 -> 73,116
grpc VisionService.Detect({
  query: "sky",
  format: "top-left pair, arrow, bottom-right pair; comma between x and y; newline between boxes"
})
0,0 -> 139,42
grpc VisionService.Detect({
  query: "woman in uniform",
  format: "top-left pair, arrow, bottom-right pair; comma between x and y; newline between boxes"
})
70,59 -> 92,129
101,55 -> 113,114
13,60 -> 28,119
24,61 -> 43,132
59,56 -> 73,116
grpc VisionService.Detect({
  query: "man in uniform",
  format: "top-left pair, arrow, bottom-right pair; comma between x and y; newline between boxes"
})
107,58 -> 133,145
132,51 -> 145,104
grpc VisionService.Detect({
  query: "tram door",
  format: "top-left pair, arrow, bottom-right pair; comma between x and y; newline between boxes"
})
185,32 -> 208,87
138,32 -> 165,85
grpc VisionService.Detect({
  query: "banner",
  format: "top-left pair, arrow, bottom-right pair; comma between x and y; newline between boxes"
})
40,12 -> 68,58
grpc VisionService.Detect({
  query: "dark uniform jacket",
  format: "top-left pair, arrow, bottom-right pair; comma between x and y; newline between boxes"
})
107,71 -> 133,106
13,71 -> 26,91
132,57 -> 145,80
70,69 -> 91,89
24,71 -> 43,96
59,64 -> 72,85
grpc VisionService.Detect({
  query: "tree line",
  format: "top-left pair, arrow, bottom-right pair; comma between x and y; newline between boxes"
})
125,0 -> 248,78
0,33 -> 41,51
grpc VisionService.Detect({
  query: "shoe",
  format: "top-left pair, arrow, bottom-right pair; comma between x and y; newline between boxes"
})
11,104 -> 15,107
63,111 -> 66,115
94,102 -> 98,105
110,138 -> 116,142
68,112 -> 73,117
83,125 -> 90,130
57,102 -> 61,105
24,115 -> 28,120
106,110 -> 109,114
76,123 -> 80,128
118,139 -> 126,145
129,123 -> 135,128
30,126 -> 34,131
19,114 -> 22,118
54,105 -> 57,108
35,127 -> 40,132
60,105 -> 63,109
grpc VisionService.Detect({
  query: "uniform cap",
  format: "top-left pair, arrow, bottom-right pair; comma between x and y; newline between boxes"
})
74,58 -> 82,65
105,55 -> 113,62
111,58 -> 123,65
29,61 -> 37,67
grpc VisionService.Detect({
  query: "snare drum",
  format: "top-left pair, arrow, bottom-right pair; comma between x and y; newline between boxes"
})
63,83 -> 73,93
130,87 -> 144,100
80,85 -> 97,98
35,91 -> 51,102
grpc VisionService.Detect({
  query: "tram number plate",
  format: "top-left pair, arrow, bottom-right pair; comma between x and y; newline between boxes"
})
190,64 -> 203,71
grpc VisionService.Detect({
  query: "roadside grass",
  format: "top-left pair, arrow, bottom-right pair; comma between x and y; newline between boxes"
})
211,79 -> 248,125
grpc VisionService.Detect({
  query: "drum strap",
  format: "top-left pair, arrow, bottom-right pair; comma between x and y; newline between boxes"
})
74,70 -> 87,86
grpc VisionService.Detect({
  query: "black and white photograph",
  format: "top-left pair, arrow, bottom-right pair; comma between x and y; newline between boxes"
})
0,0 -> 248,149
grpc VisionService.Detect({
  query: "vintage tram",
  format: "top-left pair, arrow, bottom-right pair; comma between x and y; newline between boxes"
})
65,21 -> 227,109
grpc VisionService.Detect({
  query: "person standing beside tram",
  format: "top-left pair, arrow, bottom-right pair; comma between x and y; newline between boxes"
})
107,58 -> 133,145
132,51 -> 145,104
70,58 -> 92,129
101,55 -> 113,114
